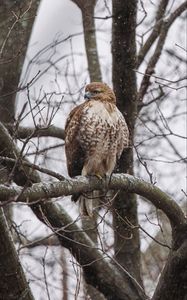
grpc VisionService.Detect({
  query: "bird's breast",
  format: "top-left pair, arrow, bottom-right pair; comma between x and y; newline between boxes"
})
83,101 -> 119,124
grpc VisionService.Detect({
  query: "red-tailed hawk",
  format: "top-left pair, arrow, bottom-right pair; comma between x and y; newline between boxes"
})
65,82 -> 129,216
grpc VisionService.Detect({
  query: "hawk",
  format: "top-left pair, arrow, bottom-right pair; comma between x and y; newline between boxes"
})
65,82 -> 129,216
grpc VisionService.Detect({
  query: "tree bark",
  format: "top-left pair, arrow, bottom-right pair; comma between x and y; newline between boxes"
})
71,0 -> 102,82
152,228 -> 187,300
0,0 -> 40,123
0,208 -> 34,300
112,0 -> 142,285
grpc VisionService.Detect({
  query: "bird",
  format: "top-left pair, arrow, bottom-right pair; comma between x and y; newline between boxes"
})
65,82 -> 129,217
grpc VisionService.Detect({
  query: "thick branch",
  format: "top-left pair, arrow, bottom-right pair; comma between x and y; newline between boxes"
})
152,239 -> 187,300
0,122 -> 40,185
0,174 -> 185,230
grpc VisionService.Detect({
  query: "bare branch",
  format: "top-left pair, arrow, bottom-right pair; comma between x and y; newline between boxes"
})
136,0 -> 170,67
0,174 -> 185,230
0,156 -> 65,181
6,124 -> 65,140
0,121 -> 40,185
70,0 -> 102,81
137,1 -> 187,101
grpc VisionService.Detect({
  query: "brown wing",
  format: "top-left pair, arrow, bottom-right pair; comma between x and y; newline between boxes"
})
65,103 -> 86,178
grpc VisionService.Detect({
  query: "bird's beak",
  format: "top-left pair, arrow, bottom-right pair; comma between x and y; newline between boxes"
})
84,91 -> 92,100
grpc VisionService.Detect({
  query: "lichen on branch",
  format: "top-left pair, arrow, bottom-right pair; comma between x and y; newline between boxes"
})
0,173 -> 185,230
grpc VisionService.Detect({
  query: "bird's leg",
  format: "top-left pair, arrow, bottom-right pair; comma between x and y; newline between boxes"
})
94,173 -> 109,191
92,173 -> 112,192
93,173 -> 107,199
98,174 -> 110,201
105,173 -> 112,188
102,173 -> 116,209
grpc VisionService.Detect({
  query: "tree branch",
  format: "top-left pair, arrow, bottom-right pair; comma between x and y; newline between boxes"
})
137,1 -> 187,101
36,202 -> 146,300
152,239 -> 187,300
138,1 -> 187,100
0,122 -> 40,185
71,0 -> 102,81
136,0 -> 170,68
0,156 -> 65,180
0,174 -> 185,230
6,124 -> 65,140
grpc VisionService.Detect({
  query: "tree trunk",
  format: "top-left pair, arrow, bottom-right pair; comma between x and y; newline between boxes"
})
0,208 -> 34,300
152,224 -> 187,300
112,0 -> 142,285
0,0 -> 40,123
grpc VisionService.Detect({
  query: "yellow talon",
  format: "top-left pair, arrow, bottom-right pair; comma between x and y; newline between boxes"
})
95,173 -> 103,180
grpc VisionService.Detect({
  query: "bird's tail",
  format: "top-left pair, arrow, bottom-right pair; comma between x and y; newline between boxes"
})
72,189 -> 112,217
79,190 -> 101,217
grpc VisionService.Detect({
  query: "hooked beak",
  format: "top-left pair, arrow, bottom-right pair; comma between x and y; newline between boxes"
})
84,91 -> 93,100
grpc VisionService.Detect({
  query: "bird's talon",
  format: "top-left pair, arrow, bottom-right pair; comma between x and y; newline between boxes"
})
95,173 -> 103,180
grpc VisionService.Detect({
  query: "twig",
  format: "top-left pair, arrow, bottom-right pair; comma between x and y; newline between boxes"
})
0,156 -> 65,181
137,1 -> 187,100
139,224 -> 171,249
42,247 -> 51,300
136,0 -> 169,67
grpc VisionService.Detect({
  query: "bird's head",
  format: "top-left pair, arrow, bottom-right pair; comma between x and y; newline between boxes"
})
84,82 -> 116,104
